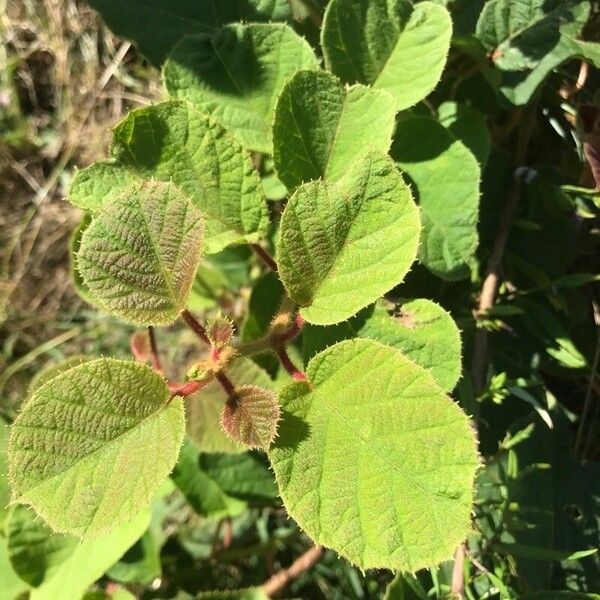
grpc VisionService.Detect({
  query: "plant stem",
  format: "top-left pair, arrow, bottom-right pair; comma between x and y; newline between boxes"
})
216,371 -> 236,397
472,103 -> 537,394
451,543 -> 466,597
250,243 -> 279,273
147,326 -> 163,373
181,309 -> 210,344
276,347 -> 306,381
262,545 -> 324,597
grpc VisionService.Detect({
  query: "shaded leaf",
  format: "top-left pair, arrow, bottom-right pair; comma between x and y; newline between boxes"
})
86,0 -> 291,66
270,338 -> 479,570
322,0 -> 452,110
69,101 -> 268,254
163,24 -> 319,153
392,115 -> 480,280
273,70 -> 397,190
8,358 -> 184,537
437,101 -> 491,166
277,151 -> 420,325
78,180 -> 204,326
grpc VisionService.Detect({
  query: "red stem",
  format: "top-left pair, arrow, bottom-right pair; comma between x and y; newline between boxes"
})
181,309 -> 210,344
216,371 -> 236,397
276,347 -> 306,381
147,326 -> 163,373
273,313 -> 305,345
251,243 -> 278,273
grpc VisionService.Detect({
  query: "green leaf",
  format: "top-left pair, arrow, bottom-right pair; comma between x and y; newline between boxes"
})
494,542 -> 597,561
69,212 -> 94,304
69,101 -> 268,254
77,180 -> 204,326
8,358 -> 184,537
383,572 -> 428,600
321,0 -> 452,110
270,338 -> 479,570
303,299 -> 462,392
277,151 -> 420,325
163,24 -> 319,153
0,536 -> 30,600
28,356 -> 91,397
272,70 -> 397,190
29,510 -> 150,600
171,440 -> 277,519
391,115 -> 480,280
221,385 -> 280,450
0,421 -> 10,530
476,0 -> 587,71
7,505 -> 77,586
86,0 -> 291,66
186,358 -> 274,454
437,101 -> 491,166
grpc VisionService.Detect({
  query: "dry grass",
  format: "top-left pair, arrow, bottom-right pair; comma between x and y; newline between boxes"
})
0,0 -> 161,411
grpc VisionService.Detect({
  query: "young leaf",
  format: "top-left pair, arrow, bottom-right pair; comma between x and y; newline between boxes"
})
269,338 -> 479,571
303,299 -> 463,392
272,70 -> 397,190
163,24 -> 319,153
69,101 -> 268,254
321,0 -> 452,110
277,151 -> 420,325
391,116 -> 480,280
221,385 -> 280,450
77,180 -> 204,326
87,0 -> 291,66
187,358 -> 274,454
8,358 -> 184,537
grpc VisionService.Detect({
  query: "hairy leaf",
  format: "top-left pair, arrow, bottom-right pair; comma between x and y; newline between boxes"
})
277,151 -> 420,325
164,24 -> 319,153
303,299 -> 462,392
322,0 -> 452,110
8,359 -> 184,537
29,357 -> 91,397
221,385 -> 280,449
77,180 -> 204,326
392,116 -> 480,280
187,358 -> 274,454
0,421 -> 9,530
270,338 -> 479,570
272,70 -> 397,190
69,101 -> 268,254
87,0 -> 290,66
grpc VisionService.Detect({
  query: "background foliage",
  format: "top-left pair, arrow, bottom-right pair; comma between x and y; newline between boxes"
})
1,0 -> 600,599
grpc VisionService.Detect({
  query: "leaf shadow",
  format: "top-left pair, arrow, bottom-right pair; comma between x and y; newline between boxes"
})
272,410 -> 311,450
